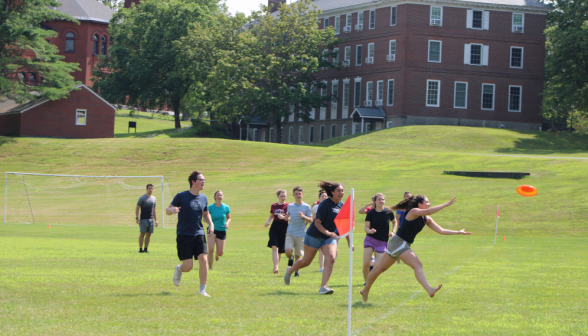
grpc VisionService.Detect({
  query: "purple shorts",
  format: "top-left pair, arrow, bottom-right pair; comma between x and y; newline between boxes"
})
363,236 -> 388,253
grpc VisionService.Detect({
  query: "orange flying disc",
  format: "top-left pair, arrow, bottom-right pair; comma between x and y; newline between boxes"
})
517,185 -> 537,197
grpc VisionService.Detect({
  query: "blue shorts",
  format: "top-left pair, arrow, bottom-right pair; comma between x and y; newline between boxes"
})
304,234 -> 337,249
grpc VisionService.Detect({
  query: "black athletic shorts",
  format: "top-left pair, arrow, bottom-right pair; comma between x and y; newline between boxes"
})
267,221 -> 288,254
176,235 -> 207,261
207,227 -> 227,241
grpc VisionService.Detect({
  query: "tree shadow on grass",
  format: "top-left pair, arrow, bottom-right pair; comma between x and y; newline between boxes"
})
0,136 -> 17,147
494,130 -> 588,155
114,291 -> 173,297
114,129 -> 176,139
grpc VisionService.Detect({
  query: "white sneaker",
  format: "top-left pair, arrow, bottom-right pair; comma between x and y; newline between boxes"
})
199,290 -> 211,297
319,268 -> 324,273
318,286 -> 334,295
284,267 -> 292,285
173,265 -> 182,286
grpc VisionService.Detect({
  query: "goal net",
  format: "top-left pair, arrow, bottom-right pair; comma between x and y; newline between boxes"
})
3,173 -> 176,228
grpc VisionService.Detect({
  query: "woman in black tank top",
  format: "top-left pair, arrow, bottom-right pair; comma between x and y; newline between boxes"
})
360,195 -> 472,302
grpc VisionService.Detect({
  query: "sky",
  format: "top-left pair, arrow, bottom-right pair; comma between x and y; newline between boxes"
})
223,0 -> 295,15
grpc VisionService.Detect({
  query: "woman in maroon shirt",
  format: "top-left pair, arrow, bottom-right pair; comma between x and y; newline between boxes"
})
265,189 -> 289,273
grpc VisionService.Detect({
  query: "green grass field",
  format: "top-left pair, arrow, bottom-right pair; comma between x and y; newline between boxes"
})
1,126 -> 587,334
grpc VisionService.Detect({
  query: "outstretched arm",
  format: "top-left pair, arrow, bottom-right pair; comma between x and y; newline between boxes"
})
406,197 -> 456,220
426,216 -> 471,235
358,202 -> 373,215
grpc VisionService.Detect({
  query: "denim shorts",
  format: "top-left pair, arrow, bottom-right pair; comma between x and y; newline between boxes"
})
303,234 -> 337,249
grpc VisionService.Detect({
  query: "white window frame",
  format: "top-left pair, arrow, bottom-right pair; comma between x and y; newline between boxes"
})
389,40 -> 396,56
453,81 -> 468,109
367,43 -> 375,61
344,46 -> 351,62
354,80 -> 362,107
333,48 -> 340,64
510,46 -> 524,69
299,126 -> 304,144
512,13 -> 524,33
357,12 -> 364,30
508,85 -> 522,112
464,43 -> 489,66
428,40 -> 442,63
343,82 -> 350,108
390,6 -> 397,26
346,14 -> 352,31
467,10 -> 489,30
376,80 -> 384,101
342,124 -> 348,136
481,83 -> 495,111
335,16 -> 340,34
387,79 -> 394,106
356,45 -> 363,66
331,124 -> 336,138
366,81 -> 373,102
426,80 -> 440,107
430,6 -> 443,26
309,126 -> 314,143
75,109 -> 87,126
324,17 -> 329,29
369,10 -> 375,29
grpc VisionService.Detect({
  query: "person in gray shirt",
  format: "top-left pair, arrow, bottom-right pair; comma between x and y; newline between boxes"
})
136,184 -> 158,253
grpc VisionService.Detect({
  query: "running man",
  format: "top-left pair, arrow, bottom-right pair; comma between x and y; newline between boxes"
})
136,184 -> 158,253
167,170 -> 214,297
278,186 -> 312,277
207,190 -> 231,270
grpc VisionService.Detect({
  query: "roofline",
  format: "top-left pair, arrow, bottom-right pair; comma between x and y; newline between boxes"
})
17,84 -> 115,114
350,108 -> 385,119
319,0 -> 553,16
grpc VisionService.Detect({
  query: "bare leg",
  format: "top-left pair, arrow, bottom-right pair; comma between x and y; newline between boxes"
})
362,247 -> 375,282
215,238 -> 225,262
319,244 -> 337,288
207,234 -> 216,269
198,253 -> 208,285
360,253 -> 396,302
318,250 -> 325,270
288,244 -> 319,274
144,232 -> 151,249
179,259 -> 193,273
272,246 -> 281,273
139,232 -> 146,249
400,250 -> 442,297
285,248 -> 293,260
373,252 -> 385,267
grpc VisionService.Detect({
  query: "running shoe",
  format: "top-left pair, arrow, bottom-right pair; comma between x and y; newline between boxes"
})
199,290 -> 211,297
284,267 -> 292,285
318,286 -> 334,295
294,270 -> 299,277
173,265 -> 182,286
319,268 -> 324,273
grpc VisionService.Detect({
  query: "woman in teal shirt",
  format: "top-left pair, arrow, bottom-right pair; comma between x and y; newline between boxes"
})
207,190 -> 231,270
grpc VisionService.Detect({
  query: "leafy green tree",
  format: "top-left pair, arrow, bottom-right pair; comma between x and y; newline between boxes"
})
98,0 -> 124,11
208,0 -> 342,142
1,0 -> 80,103
92,0 -> 218,129
542,0 -> 588,131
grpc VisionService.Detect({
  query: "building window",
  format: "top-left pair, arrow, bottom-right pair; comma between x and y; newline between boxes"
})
346,14 -> 352,31
509,86 -> 522,112
454,82 -> 468,109
320,125 -> 325,141
473,10 -> 483,28
269,128 -> 274,142
388,40 -> 396,61
428,40 -> 441,62
467,10 -> 489,30
335,16 -> 340,34
343,82 -> 350,108
93,34 -> 99,54
254,129 -> 259,141
366,123 -> 372,132
280,127 -> 283,143
299,126 -> 304,143
354,81 -> 361,107
390,6 -> 397,26
28,73 -> 37,86
426,80 -> 440,107
357,12 -> 364,30
376,80 -> 384,106
366,43 -> 374,64
512,13 -> 524,32
356,45 -> 362,66
430,6 -> 442,26
76,109 -> 87,125
324,17 -> 329,29
101,35 -> 107,55
289,127 -> 293,144
387,79 -> 394,106
309,126 -> 314,143
387,122 -> 393,128
510,47 -> 523,68
333,48 -> 339,64
344,46 -> 351,65
482,84 -> 495,110
331,124 -> 336,138
369,10 -> 375,29
342,124 -> 347,136
354,123 -> 360,134
464,44 -> 488,66
366,81 -> 373,104
65,32 -> 75,53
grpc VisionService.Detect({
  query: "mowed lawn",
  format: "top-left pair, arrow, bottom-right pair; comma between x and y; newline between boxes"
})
0,225 -> 586,335
1,126 -> 588,334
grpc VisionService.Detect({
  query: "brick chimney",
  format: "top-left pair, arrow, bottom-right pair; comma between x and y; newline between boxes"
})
268,0 -> 286,13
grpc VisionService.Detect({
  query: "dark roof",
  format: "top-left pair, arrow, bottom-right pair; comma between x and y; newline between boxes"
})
242,116 -> 269,125
350,107 -> 386,118
52,0 -> 114,24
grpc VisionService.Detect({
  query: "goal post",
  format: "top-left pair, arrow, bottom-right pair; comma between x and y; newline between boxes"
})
3,172 -> 175,228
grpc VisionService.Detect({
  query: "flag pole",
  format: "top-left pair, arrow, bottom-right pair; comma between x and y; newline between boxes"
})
494,205 -> 500,245
347,188 -> 354,336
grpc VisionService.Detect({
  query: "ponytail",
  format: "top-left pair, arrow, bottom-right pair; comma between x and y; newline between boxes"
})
392,195 -> 427,212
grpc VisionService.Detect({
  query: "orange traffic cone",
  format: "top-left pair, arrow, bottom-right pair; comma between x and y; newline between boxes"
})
502,236 -> 505,241
48,224 -> 51,228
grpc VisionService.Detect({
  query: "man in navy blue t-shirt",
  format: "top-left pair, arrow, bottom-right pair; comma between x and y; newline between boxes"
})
167,170 -> 214,297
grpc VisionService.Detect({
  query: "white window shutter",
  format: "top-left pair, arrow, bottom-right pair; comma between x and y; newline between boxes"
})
466,10 -> 473,29
483,11 -> 490,30
440,7 -> 443,26
464,44 -> 471,64
482,45 -> 489,66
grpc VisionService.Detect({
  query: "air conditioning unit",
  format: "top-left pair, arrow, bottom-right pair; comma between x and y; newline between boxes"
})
343,60 -> 350,67
331,102 -> 338,108
430,19 -> 441,26
343,26 -> 351,33
364,100 -> 372,107
386,54 -> 395,62
513,25 -> 523,32
355,23 -> 363,31
375,100 -> 383,106
365,57 -> 374,64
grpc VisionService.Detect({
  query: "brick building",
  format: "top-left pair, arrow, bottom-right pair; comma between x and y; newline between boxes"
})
0,85 -> 115,138
258,0 -> 552,144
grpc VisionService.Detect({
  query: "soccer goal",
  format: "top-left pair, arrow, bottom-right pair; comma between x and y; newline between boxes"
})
3,172 -> 176,228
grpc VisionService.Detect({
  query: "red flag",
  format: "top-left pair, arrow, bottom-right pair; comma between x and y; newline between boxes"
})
334,194 -> 355,237
497,205 -> 500,217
